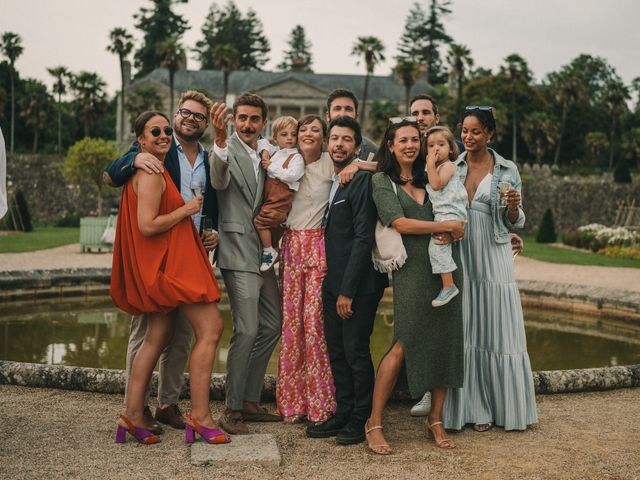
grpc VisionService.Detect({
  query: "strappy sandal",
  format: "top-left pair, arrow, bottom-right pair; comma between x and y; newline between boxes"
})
365,421 -> 392,455
472,422 -> 493,432
426,420 -> 456,449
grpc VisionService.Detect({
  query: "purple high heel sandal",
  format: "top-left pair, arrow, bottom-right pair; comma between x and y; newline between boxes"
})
115,415 -> 161,445
185,414 -> 231,445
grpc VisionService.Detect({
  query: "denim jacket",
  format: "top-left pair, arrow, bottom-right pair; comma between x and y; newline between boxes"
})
455,148 -> 525,244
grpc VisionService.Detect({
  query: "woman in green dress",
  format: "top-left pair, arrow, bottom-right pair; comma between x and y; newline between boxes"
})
366,118 -> 466,454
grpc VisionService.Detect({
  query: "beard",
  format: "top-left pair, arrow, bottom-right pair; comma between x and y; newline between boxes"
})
174,124 -> 205,142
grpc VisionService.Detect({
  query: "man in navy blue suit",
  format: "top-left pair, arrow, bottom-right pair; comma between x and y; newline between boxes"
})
103,90 -> 218,434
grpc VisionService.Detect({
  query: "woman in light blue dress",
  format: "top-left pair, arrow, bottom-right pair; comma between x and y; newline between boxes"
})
442,107 -> 538,431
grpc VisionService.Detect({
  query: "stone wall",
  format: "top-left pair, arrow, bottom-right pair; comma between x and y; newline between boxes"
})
5,154 -> 119,225
520,164 -> 640,234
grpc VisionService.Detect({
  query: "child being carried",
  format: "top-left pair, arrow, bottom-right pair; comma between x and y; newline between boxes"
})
424,126 -> 468,307
254,116 -> 305,272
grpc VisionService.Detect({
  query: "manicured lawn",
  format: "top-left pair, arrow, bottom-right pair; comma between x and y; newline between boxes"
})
521,235 -> 640,269
0,227 -> 79,253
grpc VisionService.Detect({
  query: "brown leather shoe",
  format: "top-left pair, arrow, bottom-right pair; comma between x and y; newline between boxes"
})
241,405 -> 282,422
143,406 -> 164,435
155,404 -> 186,430
218,410 -> 249,435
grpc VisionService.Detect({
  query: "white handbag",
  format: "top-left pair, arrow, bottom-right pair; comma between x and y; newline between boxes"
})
371,179 -> 407,272
101,215 -> 116,244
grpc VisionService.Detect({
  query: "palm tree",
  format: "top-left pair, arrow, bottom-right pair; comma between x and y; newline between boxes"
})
603,79 -> 630,169
585,131 -> 609,167
1,32 -> 24,153
500,54 -> 531,163
69,71 -> 108,137
631,76 -> 640,110
19,79 -> 54,152
157,37 -> 185,117
446,43 -> 474,120
521,111 -> 559,164
47,66 -> 70,153
351,36 -> 385,131
211,43 -> 241,103
548,66 -> 584,166
393,58 -> 421,110
107,28 -> 134,142
125,85 -> 164,131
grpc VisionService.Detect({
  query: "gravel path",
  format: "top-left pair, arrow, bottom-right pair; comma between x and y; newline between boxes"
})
0,385 -> 638,480
2,243 -> 639,294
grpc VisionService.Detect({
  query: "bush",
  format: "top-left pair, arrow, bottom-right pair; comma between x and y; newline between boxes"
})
562,223 -> 640,251
55,213 -> 81,227
536,208 -> 557,243
613,160 -> 632,183
1,190 -> 33,232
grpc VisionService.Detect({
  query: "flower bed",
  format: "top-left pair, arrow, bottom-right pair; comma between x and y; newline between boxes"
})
562,224 -> 639,257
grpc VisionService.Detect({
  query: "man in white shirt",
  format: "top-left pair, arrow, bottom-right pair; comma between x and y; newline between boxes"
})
209,93 -> 283,434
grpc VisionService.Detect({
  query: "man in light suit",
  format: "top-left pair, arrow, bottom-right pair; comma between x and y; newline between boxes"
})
209,93 -> 282,434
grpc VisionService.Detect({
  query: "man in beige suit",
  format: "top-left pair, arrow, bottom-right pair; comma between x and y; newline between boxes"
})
209,93 -> 282,434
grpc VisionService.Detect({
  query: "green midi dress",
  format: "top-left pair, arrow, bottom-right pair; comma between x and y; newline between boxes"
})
372,173 -> 464,397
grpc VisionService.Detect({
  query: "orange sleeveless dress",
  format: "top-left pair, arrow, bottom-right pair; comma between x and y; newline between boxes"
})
110,169 -> 220,315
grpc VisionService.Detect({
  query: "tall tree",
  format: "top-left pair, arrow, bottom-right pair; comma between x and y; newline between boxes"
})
393,58 -> 422,110
397,1 -> 452,85
133,0 -> 189,77
211,43 -> 241,102
631,76 -> 640,110
19,79 -> 54,152
584,131 -> 609,166
500,54 -> 532,163
194,2 -> 270,71
548,66 -> 584,166
351,36 -> 385,132
1,32 -> 24,153
603,78 -> 630,169
447,43 -> 474,120
70,71 -> 108,137
125,85 -> 164,130
278,25 -> 313,72
157,37 -> 185,116
47,66 -> 70,153
521,111 -> 559,164
107,27 -> 134,142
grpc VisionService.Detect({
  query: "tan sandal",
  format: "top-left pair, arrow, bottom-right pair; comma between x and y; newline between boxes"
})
365,421 -> 392,455
426,420 -> 456,449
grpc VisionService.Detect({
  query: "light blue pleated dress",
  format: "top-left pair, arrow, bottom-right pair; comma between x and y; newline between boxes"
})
442,174 -> 538,431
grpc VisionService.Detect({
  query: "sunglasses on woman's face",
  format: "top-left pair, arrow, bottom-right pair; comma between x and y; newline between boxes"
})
149,126 -> 173,137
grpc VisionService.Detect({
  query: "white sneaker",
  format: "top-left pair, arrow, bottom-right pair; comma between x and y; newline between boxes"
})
259,249 -> 278,272
410,392 -> 431,417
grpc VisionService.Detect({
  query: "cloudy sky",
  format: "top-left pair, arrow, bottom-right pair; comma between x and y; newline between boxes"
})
1,0 -> 638,97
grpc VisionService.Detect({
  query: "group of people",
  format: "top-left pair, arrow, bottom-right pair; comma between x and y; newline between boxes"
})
104,86 -> 537,453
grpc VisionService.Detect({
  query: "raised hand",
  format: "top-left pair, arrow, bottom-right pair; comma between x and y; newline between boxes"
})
210,102 -> 234,148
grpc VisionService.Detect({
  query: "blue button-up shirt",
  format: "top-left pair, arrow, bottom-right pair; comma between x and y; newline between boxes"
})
176,137 -> 206,230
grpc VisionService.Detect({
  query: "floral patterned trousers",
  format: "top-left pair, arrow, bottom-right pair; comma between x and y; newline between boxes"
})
277,228 -> 336,422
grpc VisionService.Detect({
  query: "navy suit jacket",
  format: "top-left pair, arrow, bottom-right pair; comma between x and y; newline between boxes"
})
323,170 -> 388,298
104,138 -> 219,231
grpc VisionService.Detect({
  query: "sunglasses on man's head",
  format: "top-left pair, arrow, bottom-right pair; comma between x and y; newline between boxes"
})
389,116 -> 418,124
465,105 -> 493,112
150,126 -> 173,137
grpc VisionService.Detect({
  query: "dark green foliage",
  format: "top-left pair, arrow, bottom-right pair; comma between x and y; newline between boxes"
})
278,25 -> 313,72
613,160 -> 632,183
536,208 -> 557,243
3,190 -> 33,232
396,0 -> 452,85
54,213 -> 81,227
194,1 -> 270,71
133,0 -> 189,78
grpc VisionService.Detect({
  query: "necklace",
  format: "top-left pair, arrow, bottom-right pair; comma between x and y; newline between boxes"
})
400,174 -> 413,182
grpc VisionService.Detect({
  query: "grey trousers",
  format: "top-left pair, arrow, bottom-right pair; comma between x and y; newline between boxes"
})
221,268 -> 281,410
124,311 -> 193,406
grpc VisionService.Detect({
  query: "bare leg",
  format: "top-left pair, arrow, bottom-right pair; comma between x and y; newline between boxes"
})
366,342 -> 404,453
440,272 -> 454,289
427,387 -> 455,448
180,302 -> 224,428
123,313 -> 174,426
258,228 -> 272,249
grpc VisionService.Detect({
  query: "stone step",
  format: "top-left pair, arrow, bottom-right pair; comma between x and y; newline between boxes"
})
190,433 -> 281,467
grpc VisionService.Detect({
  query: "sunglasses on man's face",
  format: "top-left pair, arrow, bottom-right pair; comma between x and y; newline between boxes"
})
465,105 -> 493,112
389,116 -> 418,124
149,126 -> 173,137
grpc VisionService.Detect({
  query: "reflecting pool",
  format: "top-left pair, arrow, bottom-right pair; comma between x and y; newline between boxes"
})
1,297 -> 639,372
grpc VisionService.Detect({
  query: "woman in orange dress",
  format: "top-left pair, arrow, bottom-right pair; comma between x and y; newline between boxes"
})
111,111 -> 228,445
